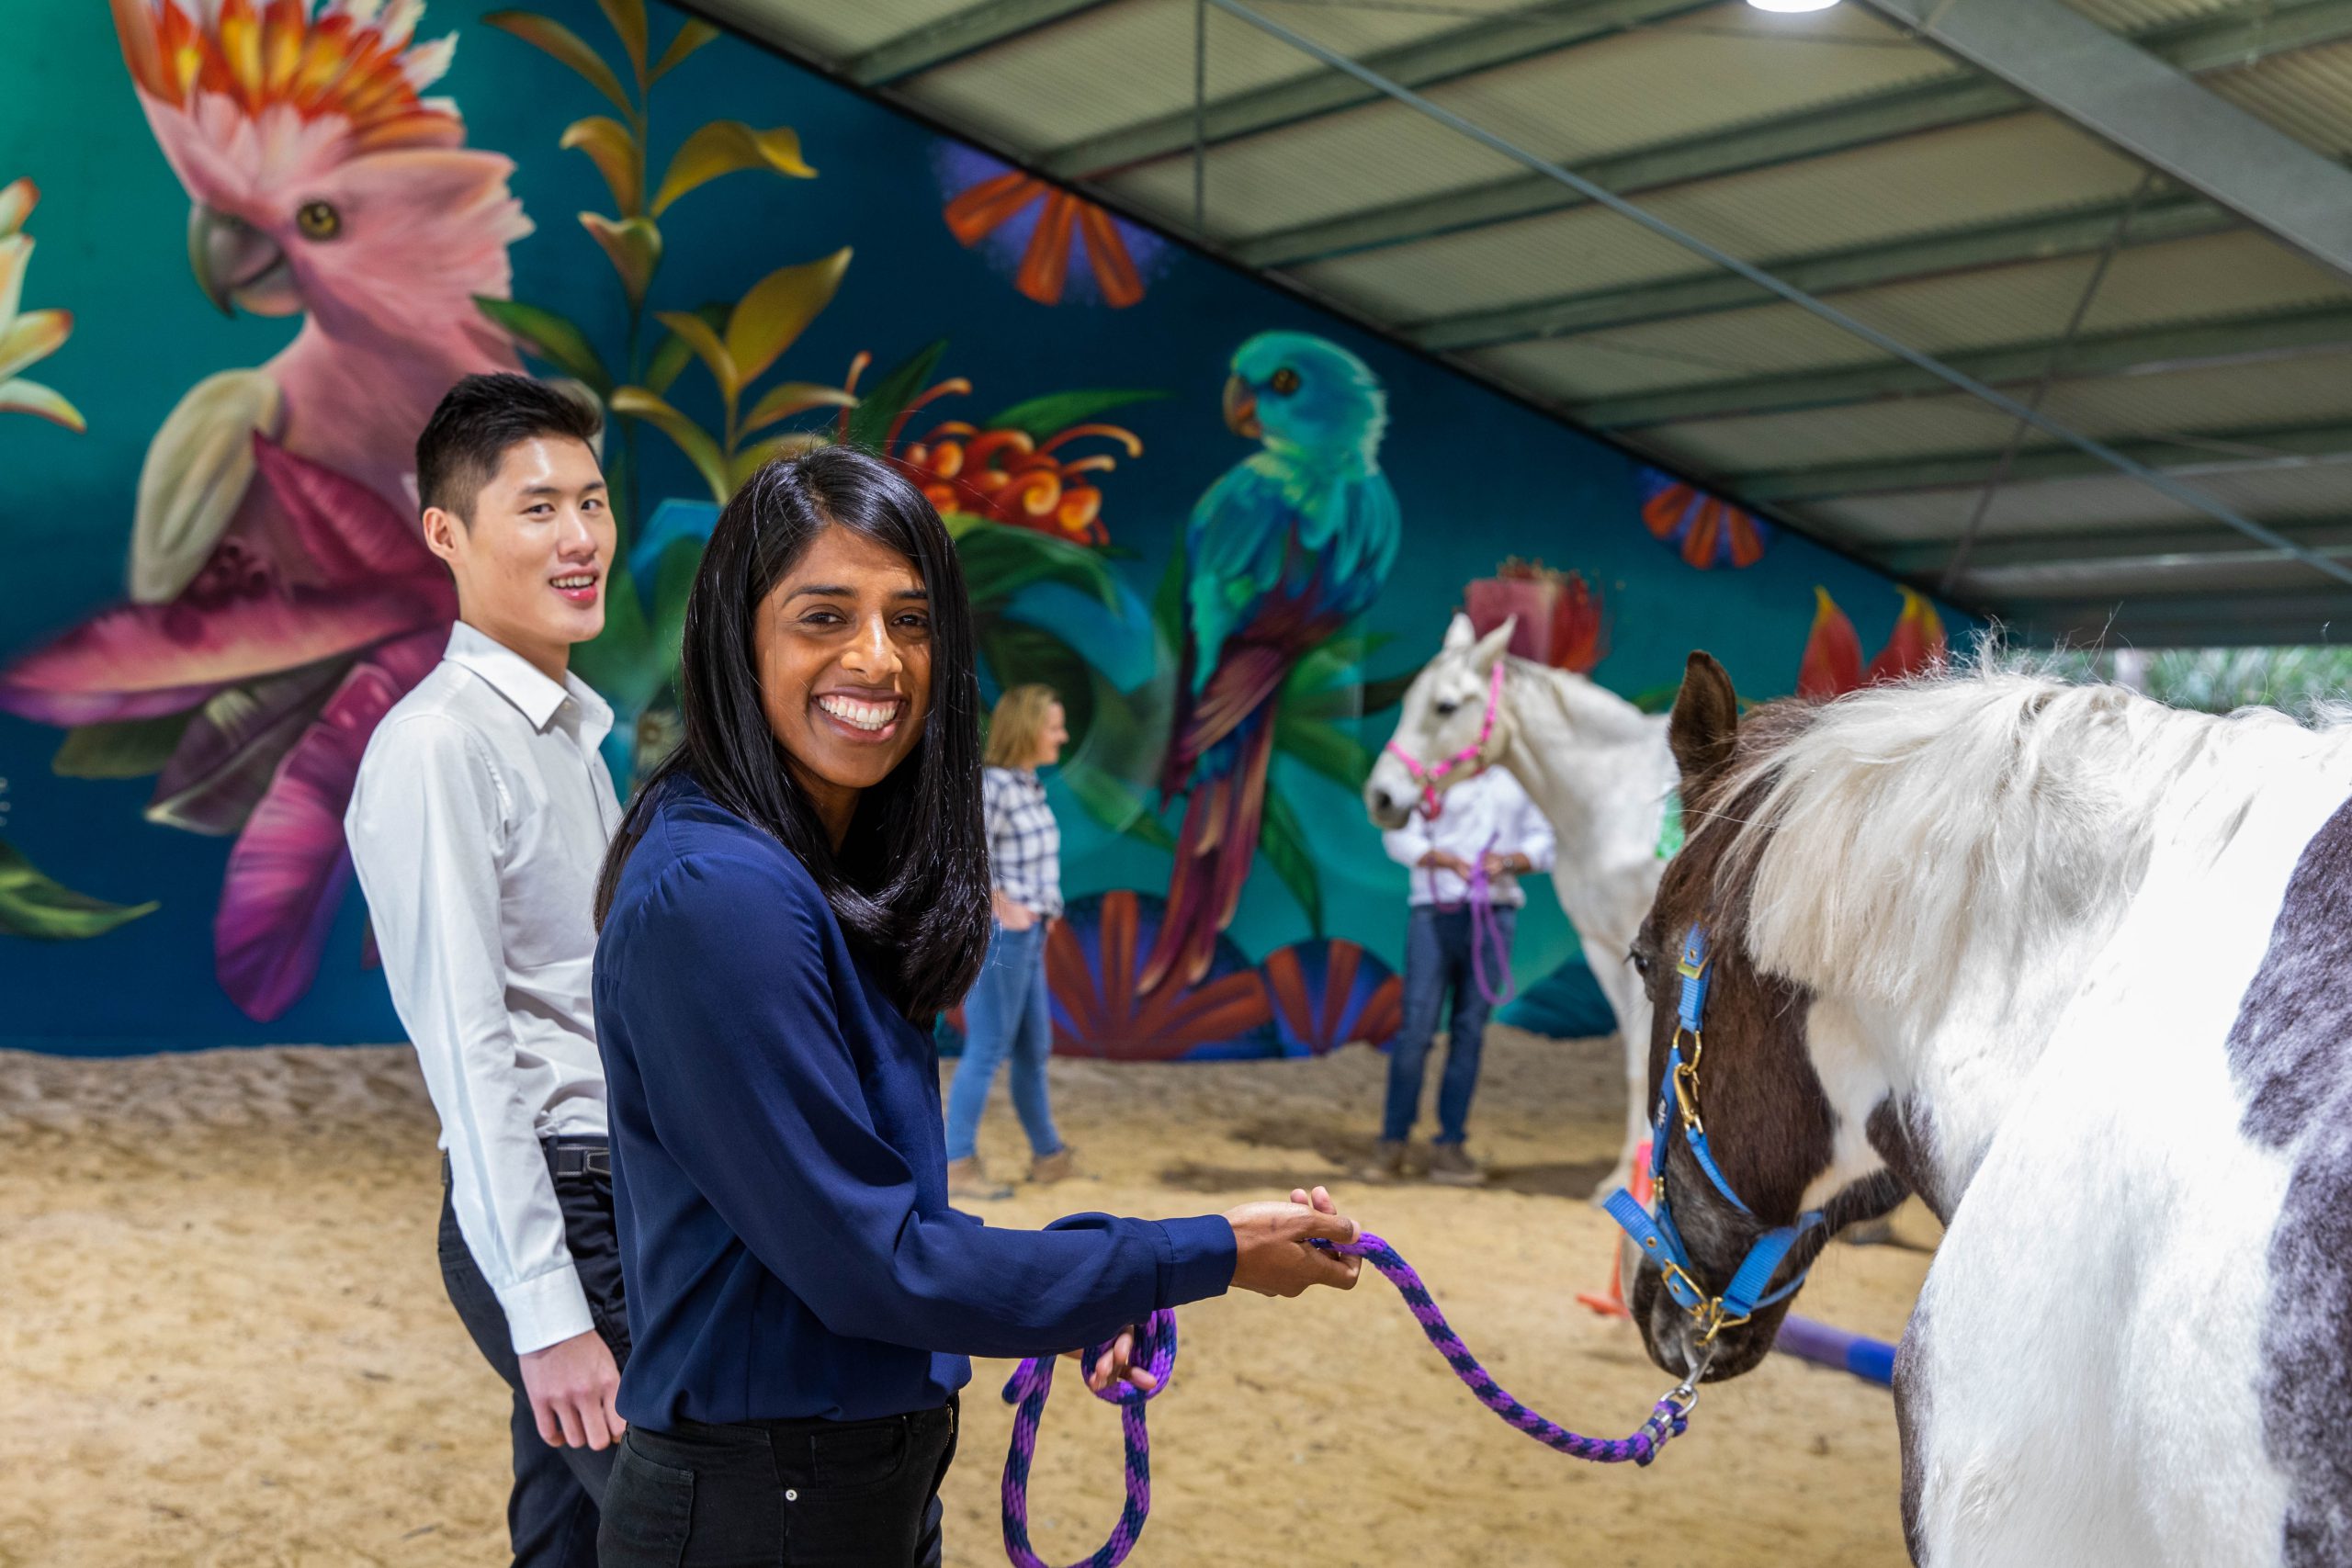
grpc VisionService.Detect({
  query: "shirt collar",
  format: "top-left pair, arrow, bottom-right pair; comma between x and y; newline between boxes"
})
443,621 -> 615,743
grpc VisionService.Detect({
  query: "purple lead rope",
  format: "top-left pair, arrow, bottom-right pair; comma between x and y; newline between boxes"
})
1461,848 -> 1517,1009
999,1310 -> 1175,1568
998,1233 -> 1698,1567
1422,838 -> 1518,1009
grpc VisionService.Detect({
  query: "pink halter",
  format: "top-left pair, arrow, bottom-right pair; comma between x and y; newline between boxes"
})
1385,660 -> 1505,821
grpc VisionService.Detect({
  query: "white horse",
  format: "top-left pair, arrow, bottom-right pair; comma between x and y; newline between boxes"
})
1363,614 -> 1678,1195
1621,650 -> 2352,1566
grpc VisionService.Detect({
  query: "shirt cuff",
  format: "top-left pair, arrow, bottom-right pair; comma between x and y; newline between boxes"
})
1152,1214 -> 1239,1307
498,1264 -> 596,1355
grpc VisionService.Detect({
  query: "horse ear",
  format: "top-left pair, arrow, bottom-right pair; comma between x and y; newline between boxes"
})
1442,612 -> 1476,652
1471,616 -> 1516,674
1669,651 -> 1739,784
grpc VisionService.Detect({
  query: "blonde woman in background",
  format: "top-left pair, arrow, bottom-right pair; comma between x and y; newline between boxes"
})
945,684 -> 1073,1200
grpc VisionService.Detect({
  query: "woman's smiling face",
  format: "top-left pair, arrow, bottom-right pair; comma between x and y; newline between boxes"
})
756,525 -> 933,836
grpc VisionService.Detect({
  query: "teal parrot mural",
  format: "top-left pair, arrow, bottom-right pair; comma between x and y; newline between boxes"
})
1140,332 -> 1402,995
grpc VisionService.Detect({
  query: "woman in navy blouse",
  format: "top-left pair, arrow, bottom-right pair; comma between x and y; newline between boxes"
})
590,446 -> 1362,1566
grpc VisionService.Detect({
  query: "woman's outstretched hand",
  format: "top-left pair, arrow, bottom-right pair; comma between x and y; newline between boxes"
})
1224,1184 -> 1362,1297
1063,1188 -> 1358,1388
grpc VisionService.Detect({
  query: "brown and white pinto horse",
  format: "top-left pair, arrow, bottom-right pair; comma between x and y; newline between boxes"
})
1622,651 -> 2352,1567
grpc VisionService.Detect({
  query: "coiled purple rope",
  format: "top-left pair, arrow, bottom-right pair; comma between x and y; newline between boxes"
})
998,1233 -> 1696,1567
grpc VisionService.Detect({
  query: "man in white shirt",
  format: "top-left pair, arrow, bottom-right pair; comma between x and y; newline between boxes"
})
1371,765 -> 1557,1184
345,375 -> 624,1568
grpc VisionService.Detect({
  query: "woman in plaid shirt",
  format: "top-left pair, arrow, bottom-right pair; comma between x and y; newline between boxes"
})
944,684 -> 1073,1200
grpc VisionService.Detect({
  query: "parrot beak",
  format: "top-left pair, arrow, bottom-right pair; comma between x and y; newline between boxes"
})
1222,374 -> 1261,439
187,204 -> 295,318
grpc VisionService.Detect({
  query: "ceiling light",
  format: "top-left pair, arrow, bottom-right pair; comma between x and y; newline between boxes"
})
1747,0 -> 1841,12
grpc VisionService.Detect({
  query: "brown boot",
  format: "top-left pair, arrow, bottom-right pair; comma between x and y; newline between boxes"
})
947,1156 -> 1012,1201
1428,1143 -> 1485,1187
1029,1145 -> 1077,1185
1356,1139 -> 1408,1182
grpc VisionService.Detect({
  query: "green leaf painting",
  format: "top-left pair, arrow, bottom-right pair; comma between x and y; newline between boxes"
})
52,714 -> 193,779
846,340 -> 949,453
0,841 -> 157,941
1256,790 -> 1323,936
983,389 -> 1170,441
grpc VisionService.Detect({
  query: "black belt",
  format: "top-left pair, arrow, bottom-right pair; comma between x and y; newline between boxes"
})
436,1138 -> 611,1185
546,1137 -> 610,1178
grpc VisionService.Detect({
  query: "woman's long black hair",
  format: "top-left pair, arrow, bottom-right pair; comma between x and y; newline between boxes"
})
594,446 -> 991,1025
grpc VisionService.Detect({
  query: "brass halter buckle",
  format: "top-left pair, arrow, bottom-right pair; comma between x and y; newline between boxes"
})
1658,1262 -> 1751,1346
1689,1296 -> 1751,1347
1672,1030 -> 1706,1134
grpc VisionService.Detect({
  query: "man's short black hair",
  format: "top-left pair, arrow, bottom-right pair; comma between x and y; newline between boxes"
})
415,373 -> 603,521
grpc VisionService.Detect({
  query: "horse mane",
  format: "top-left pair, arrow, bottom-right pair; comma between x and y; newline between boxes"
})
1703,666 -> 2335,1014
1499,655 -> 1658,750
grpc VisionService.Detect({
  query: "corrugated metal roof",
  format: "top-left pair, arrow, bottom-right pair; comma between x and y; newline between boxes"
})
1452,226 -> 2352,406
1807,472 -> 2221,538
1415,6 -> 1959,170
2058,0 -> 2250,33
2206,38 -> 2352,154
1640,396 -> 2030,469
1972,552 -> 2345,598
690,0 -> 972,56
1283,113 -> 2153,330
1102,97 -> 1529,235
909,0 -> 1476,151
707,0 -> 2352,644
1630,349 -> 2352,473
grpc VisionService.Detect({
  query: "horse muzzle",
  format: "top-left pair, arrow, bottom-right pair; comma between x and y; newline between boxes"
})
1362,757 -> 1417,829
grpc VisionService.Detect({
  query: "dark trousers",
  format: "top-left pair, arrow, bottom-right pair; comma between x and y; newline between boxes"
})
600,1399 -> 958,1567
1383,904 -> 1517,1145
438,1143 -> 631,1568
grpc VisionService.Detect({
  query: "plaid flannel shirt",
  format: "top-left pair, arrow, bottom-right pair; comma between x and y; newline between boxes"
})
982,766 -> 1062,919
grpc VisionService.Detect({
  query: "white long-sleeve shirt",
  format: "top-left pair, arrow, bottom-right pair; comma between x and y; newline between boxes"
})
1380,767 -> 1556,908
345,622 -> 620,1354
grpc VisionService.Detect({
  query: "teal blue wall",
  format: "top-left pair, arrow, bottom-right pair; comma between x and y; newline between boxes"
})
0,0 -> 1938,1051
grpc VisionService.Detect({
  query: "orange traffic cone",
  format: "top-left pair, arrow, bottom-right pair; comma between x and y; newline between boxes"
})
1575,1141 -> 1653,1319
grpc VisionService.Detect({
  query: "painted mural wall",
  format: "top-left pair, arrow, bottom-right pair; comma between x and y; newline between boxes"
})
0,0 -> 1942,1055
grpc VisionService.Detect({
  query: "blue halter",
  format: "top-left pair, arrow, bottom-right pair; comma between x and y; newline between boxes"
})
1604,926 -> 1826,1345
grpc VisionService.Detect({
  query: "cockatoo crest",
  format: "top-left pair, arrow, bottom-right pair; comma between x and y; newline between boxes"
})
110,0 -> 526,352
112,0 -> 463,153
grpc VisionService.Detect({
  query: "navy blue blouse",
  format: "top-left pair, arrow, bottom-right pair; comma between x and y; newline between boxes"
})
594,774 -> 1237,1427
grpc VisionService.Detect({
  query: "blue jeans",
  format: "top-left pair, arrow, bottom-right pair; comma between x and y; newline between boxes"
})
1382,905 -> 1516,1145
944,922 -> 1063,1164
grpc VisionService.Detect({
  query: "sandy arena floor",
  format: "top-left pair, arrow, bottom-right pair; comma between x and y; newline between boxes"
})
0,1027 -> 1932,1567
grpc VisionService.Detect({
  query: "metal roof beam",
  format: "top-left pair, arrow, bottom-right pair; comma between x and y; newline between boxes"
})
1875,518 -> 2352,575
1210,0 -> 2352,592
1739,420 -> 2352,500
1233,0 -> 2352,269
1035,0 -> 1716,181
845,0 -> 1115,86
1852,0 -> 2352,281
2006,589 -> 2352,645
1413,193 -> 2223,353
1579,302 -> 2352,428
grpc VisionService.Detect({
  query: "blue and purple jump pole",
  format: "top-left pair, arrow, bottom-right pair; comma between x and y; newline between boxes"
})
1773,1314 -> 1896,1386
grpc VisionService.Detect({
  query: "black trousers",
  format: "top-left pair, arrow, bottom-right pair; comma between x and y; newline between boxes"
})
439,1144 -> 631,1568
600,1399 -> 958,1567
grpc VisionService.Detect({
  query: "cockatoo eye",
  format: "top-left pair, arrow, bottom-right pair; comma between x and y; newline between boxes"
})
1269,367 -> 1301,395
295,200 -> 342,241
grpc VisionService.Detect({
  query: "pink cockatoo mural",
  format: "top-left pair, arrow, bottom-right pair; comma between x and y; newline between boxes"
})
0,0 -> 529,1019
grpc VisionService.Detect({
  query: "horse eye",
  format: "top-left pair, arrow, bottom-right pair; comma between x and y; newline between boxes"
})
1270,367 -> 1301,395
1434,700 -> 1459,717
1632,952 -> 1655,978
296,200 -> 342,240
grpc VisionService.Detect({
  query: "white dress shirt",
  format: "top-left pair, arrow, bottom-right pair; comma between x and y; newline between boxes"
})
1380,767 -> 1557,908
345,622 -> 621,1354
